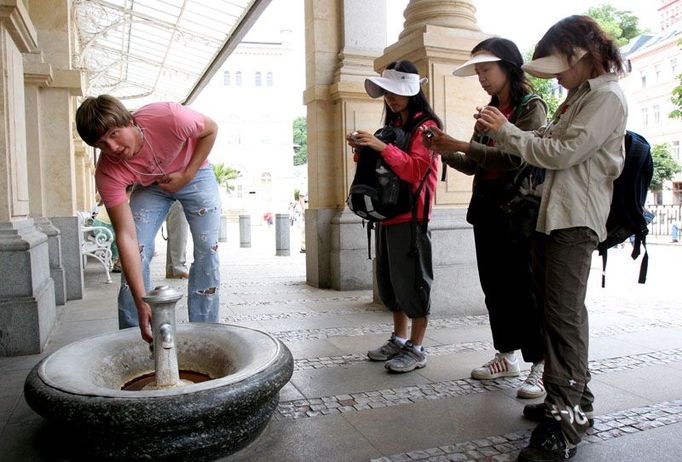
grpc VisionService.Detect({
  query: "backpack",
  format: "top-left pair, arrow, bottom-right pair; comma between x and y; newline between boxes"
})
347,116 -> 431,222
597,130 -> 654,287
346,115 -> 435,259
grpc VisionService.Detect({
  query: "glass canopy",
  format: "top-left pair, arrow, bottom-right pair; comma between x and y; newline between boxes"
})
73,0 -> 270,107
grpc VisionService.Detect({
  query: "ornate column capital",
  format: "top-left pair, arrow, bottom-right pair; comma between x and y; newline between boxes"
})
0,0 -> 38,52
399,0 -> 479,39
24,51 -> 53,87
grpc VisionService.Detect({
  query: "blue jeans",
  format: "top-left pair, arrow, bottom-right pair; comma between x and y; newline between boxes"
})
118,167 -> 221,328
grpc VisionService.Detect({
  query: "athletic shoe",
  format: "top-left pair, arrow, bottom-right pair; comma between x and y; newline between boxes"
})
367,334 -> 403,361
517,362 -> 546,399
518,419 -> 577,462
384,342 -> 427,373
523,403 -> 594,427
471,352 -> 520,380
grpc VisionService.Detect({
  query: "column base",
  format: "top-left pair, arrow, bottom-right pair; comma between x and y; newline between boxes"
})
0,219 -> 56,356
34,217 -> 67,305
51,216 -> 84,301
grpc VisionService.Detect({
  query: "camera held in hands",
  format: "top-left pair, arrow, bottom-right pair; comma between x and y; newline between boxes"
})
374,126 -> 409,148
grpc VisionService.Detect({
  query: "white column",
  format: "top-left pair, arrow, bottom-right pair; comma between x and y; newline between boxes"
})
304,0 -> 388,289
0,1 -> 56,356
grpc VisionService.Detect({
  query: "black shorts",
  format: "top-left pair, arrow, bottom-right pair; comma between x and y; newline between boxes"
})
375,222 -> 433,318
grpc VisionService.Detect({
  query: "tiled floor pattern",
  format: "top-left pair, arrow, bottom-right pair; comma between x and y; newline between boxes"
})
258,315 -> 682,343
3,237 -> 681,462
278,348 -> 682,420
371,400 -> 682,462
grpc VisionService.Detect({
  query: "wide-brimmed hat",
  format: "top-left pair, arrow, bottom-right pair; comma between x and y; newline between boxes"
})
522,48 -> 588,78
365,69 -> 428,98
452,52 -> 502,77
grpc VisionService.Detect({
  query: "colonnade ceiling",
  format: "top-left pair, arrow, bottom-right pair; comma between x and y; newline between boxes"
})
72,0 -> 270,108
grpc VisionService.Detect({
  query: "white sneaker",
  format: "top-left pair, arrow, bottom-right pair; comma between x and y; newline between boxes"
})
471,352 -> 521,380
517,361 -> 546,399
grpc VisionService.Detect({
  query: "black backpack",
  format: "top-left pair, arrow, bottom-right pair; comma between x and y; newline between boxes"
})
347,116 -> 432,222
346,116 -> 435,258
597,130 -> 654,287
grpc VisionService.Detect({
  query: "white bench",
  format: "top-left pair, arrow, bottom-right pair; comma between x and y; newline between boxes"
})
78,211 -> 114,283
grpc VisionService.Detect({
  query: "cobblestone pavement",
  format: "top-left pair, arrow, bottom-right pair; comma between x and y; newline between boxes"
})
371,400 -> 682,462
278,348 -> 682,420
2,232 -> 679,462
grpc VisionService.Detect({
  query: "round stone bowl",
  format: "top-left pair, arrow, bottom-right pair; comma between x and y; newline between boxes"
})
24,323 -> 293,461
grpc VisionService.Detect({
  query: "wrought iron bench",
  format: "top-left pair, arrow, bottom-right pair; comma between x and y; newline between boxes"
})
78,211 -> 114,283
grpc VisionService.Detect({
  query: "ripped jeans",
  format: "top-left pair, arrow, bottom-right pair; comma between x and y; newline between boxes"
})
118,167 -> 221,328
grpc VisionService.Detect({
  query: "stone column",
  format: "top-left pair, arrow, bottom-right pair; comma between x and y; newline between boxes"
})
304,0 -> 387,289
0,1 -> 56,356
24,51 -> 67,306
370,0 -> 489,315
34,217 -> 66,305
28,0 -> 86,301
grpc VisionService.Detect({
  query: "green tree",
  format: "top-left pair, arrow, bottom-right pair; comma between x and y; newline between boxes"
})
523,4 -> 643,118
211,163 -> 241,193
650,143 -> 681,192
586,4 -> 643,46
293,116 -> 307,166
670,73 -> 682,119
523,50 -> 561,117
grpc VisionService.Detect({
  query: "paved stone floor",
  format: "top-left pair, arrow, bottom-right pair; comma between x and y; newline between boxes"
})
1,224 -> 681,461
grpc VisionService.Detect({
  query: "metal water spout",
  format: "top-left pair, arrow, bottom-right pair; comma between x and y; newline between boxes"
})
143,285 -> 182,388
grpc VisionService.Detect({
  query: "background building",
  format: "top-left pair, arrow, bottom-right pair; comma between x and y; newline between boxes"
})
621,0 -> 682,205
192,33 -> 301,224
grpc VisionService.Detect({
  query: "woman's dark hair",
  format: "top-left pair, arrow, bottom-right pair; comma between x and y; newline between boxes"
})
382,60 -> 443,130
533,15 -> 624,76
471,37 -> 532,108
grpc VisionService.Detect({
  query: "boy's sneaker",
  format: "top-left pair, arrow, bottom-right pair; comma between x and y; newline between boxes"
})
385,342 -> 427,373
518,419 -> 577,462
523,403 -> 594,427
367,334 -> 403,361
471,352 -> 520,380
517,362 -> 546,399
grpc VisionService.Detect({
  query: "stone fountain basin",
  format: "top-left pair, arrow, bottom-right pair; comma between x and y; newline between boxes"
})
24,323 -> 294,461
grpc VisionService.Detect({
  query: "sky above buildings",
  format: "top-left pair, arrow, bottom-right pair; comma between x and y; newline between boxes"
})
241,0 -> 661,115
388,0 -> 659,53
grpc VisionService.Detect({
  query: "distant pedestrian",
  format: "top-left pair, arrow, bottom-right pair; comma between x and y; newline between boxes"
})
672,221 -> 680,243
165,200 -> 189,279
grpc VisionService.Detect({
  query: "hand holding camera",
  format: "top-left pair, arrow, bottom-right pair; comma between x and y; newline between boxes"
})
346,129 -> 388,152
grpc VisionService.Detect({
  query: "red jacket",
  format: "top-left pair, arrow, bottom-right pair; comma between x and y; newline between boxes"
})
380,118 -> 439,225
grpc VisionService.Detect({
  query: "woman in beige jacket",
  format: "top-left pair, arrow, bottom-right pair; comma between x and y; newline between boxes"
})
477,15 -> 627,462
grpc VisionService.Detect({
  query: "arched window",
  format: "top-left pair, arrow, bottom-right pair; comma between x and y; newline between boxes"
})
223,70 -> 230,86
266,72 -> 273,86
236,71 -> 242,86
255,71 -> 262,87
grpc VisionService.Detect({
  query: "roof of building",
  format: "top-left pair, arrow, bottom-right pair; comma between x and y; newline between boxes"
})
622,20 -> 682,57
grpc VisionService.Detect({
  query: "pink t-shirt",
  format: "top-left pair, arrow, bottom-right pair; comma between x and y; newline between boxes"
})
95,102 -> 207,208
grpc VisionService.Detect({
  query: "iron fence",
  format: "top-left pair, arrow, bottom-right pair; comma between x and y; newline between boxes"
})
648,205 -> 682,236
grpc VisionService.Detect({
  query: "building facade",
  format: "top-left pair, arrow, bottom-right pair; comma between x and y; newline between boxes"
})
621,1 -> 682,205
192,34 -> 301,224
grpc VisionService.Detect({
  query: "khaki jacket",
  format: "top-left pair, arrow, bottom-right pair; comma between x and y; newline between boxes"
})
443,96 -> 548,225
444,96 -> 548,174
494,73 -> 627,241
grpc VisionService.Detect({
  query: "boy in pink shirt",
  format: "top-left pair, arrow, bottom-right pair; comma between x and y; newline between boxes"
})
76,95 -> 221,342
